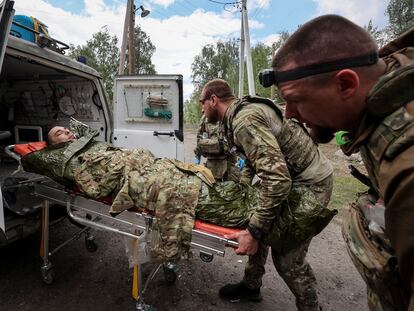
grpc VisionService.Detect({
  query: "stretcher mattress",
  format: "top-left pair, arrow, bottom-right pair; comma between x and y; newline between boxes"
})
33,182 -> 240,258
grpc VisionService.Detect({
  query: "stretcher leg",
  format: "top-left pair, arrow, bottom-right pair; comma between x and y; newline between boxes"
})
38,198 -> 98,284
133,264 -> 158,311
40,200 -> 54,284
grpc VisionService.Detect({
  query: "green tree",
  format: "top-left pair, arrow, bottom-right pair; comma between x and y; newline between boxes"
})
386,0 -> 414,37
184,97 -> 202,124
69,25 -> 156,103
249,43 -> 272,98
364,20 -> 387,48
273,31 -> 290,51
132,25 -> 156,75
187,39 -> 239,124
191,39 -> 239,93
270,31 -> 290,103
69,26 -> 119,102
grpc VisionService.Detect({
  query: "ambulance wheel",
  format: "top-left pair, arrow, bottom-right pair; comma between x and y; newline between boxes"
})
41,268 -> 55,285
85,238 -> 98,253
163,266 -> 177,284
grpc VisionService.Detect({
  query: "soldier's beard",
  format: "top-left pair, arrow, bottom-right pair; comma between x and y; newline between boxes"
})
205,109 -> 220,123
309,126 -> 335,144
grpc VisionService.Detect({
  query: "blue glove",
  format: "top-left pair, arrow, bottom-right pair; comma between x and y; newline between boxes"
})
194,157 -> 201,165
237,158 -> 245,171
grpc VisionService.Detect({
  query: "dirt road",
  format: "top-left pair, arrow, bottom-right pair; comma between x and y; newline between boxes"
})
0,130 -> 368,311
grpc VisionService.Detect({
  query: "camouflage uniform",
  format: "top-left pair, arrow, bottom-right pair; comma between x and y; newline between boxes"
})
22,124 -> 212,261
341,45 -> 414,310
194,114 -> 240,182
223,96 -> 334,311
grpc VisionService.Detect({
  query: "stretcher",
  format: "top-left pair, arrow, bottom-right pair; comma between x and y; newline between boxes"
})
4,143 -> 242,310
32,180 -> 241,311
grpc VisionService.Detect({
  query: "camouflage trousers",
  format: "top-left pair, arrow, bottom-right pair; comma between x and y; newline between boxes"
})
243,239 -> 318,311
243,174 -> 333,311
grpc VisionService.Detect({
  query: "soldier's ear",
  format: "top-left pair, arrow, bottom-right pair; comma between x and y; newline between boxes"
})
334,69 -> 360,99
210,94 -> 218,107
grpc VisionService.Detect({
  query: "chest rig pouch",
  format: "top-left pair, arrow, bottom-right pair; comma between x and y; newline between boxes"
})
361,46 -> 414,190
197,120 -> 227,157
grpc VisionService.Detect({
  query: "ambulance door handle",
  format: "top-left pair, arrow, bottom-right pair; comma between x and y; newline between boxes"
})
153,131 -> 174,137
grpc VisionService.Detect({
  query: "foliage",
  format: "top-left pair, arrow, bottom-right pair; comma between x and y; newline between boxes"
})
131,25 -> 156,75
69,25 -> 156,104
191,39 -> 240,94
69,26 -> 119,102
186,39 -> 239,124
270,31 -> 290,103
184,97 -> 202,124
364,20 -> 388,48
272,31 -> 291,51
329,175 -> 367,218
386,0 -> 414,37
240,43 -> 272,98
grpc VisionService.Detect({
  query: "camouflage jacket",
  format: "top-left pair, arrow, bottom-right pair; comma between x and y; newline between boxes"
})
22,137 -> 204,261
223,96 -> 333,232
341,47 -> 414,307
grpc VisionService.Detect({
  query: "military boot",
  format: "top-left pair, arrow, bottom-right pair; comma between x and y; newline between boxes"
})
219,282 -> 262,302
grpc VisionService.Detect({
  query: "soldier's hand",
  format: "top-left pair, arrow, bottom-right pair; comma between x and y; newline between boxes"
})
225,230 -> 259,255
194,156 -> 201,165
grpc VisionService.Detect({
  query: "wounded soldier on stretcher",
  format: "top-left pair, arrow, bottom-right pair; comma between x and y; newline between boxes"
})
21,120 -> 336,262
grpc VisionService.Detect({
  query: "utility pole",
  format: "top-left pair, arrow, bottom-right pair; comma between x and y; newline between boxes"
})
238,0 -> 255,96
119,0 -> 133,75
118,1 -> 150,75
128,1 -> 136,75
238,9 -> 245,98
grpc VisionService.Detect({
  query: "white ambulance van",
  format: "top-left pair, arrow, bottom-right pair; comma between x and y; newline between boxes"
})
0,0 -> 184,246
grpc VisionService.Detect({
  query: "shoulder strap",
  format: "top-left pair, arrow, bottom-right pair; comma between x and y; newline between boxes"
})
224,96 -> 283,154
239,95 -> 283,119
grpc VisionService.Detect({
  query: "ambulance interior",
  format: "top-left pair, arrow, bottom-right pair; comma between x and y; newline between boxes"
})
0,48 -> 107,244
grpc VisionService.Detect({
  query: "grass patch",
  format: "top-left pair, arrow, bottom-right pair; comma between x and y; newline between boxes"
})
329,175 -> 368,218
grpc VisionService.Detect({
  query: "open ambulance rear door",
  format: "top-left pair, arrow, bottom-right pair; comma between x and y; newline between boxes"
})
112,75 -> 184,161
0,0 -> 14,234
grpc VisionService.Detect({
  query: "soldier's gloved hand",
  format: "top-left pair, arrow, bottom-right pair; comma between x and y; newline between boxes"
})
224,230 -> 259,255
237,158 -> 245,171
194,157 -> 201,165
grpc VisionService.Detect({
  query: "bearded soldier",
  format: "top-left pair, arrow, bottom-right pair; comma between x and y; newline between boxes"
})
199,79 -> 334,311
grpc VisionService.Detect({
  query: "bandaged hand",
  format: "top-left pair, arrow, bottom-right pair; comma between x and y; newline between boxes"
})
225,229 -> 258,255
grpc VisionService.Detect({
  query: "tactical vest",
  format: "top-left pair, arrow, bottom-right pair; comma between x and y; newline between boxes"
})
197,121 -> 227,158
360,106 -> 414,193
224,95 -> 317,176
358,51 -> 414,194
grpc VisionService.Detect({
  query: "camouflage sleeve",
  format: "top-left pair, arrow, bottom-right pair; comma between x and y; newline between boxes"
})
69,117 -> 98,138
239,161 -> 255,185
379,145 -> 414,298
232,105 -> 291,232
194,115 -> 206,158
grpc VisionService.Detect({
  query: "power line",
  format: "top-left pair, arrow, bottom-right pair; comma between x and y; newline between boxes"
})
251,0 -> 266,19
207,0 -> 241,5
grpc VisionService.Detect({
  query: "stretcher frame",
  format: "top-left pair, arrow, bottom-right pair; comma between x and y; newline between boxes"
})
33,181 -> 239,310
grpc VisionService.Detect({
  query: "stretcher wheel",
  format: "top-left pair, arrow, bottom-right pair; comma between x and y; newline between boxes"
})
41,267 -> 55,285
200,251 -> 213,263
163,265 -> 177,284
85,237 -> 98,252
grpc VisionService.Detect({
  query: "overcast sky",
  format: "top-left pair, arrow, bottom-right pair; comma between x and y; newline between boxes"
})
12,0 -> 390,99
